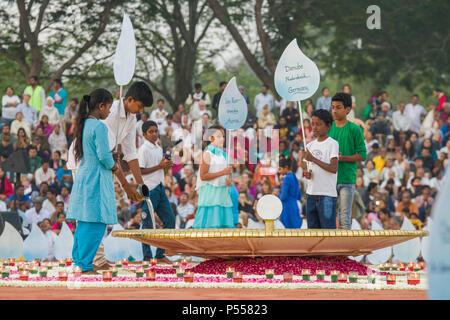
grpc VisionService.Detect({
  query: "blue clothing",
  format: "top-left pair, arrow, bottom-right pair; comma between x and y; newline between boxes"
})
316,96 -> 332,111
9,194 -> 31,202
50,88 -> 68,115
56,167 -> 72,182
306,195 -> 337,229
72,221 -> 106,272
67,119 -> 116,224
228,184 -> 239,226
141,183 -> 175,259
279,172 -> 302,228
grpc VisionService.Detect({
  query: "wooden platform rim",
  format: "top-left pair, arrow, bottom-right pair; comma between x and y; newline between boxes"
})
112,229 -> 428,239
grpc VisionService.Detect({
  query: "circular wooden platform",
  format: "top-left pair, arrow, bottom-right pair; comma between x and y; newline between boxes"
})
112,229 -> 427,258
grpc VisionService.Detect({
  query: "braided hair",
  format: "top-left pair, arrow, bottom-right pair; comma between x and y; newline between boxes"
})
74,88 -> 113,162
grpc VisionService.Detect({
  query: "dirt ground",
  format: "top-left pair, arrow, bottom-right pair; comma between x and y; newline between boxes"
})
0,287 -> 428,300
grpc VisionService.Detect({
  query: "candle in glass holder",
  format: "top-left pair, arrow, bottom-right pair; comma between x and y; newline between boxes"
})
1,267 -> 9,278
59,271 -> 68,281
181,259 -> 188,267
367,273 -> 377,284
136,267 -> 145,278
102,271 -> 112,282
122,259 -> 128,267
315,270 -> 325,281
349,272 -> 358,283
386,274 -> 396,285
145,270 -> 155,281
413,263 -> 420,272
283,272 -> 293,283
45,262 -> 53,270
301,269 -> 311,281
419,261 -> 425,270
265,269 -> 274,279
172,262 -> 180,269
2,260 -> 8,267
58,260 -> 65,268
184,271 -> 194,283
226,267 -> 234,279
39,267 -> 48,277
331,270 -> 339,283
8,258 -> 15,266
141,261 -> 149,269
115,261 -> 122,268
407,273 -> 420,285
390,264 -> 398,271
111,267 -> 118,277
399,263 -> 405,271
338,272 -> 347,283
176,268 -> 185,278
150,258 -> 157,266
30,265 -> 38,274
65,258 -> 73,267
232,271 -> 242,283
73,266 -> 82,277
19,271 -> 29,281
407,262 -> 414,271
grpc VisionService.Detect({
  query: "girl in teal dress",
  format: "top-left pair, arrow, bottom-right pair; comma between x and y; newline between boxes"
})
67,89 -> 119,274
193,125 -> 235,228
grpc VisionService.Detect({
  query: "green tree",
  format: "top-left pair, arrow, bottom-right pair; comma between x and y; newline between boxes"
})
0,0 -> 123,92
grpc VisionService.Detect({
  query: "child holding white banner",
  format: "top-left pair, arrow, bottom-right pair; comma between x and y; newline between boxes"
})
300,109 -> 339,229
192,125 -> 234,228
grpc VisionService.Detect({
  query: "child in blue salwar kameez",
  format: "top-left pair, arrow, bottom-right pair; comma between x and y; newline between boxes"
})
67,89 -> 118,274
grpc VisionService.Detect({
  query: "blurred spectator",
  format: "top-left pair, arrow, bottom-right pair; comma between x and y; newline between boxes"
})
35,159 -> 56,186
11,112 -> 31,139
51,211 -> 75,234
39,97 -> 60,126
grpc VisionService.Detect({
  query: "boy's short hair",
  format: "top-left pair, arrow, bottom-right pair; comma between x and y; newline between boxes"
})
166,114 -> 173,120
331,92 -> 352,108
157,98 -> 165,104
125,81 -> 153,107
56,201 -> 64,206
71,98 -> 79,104
219,81 -> 227,87
47,186 -> 58,195
194,83 -> 202,89
142,120 -> 158,134
279,157 -> 291,168
312,109 -> 333,127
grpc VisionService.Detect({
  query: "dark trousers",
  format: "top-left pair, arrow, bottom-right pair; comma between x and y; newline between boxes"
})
141,183 -> 175,259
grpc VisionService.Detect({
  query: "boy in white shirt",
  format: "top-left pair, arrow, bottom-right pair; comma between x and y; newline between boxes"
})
138,120 -> 175,263
300,109 -> 339,229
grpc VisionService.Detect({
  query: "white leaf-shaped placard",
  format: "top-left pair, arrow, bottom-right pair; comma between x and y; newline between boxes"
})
22,224 -> 48,261
54,222 -> 74,260
367,220 -> 392,265
113,13 -> 136,86
429,170 -> 450,299
0,222 -> 23,259
218,77 -> 248,130
274,39 -> 320,101
104,224 -> 129,262
421,218 -> 431,261
392,217 -> 421,263
349,219 -> 364,262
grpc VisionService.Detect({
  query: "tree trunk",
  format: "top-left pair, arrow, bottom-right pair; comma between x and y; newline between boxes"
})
206,0 -> 280,100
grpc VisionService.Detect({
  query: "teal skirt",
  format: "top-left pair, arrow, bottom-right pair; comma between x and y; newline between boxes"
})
193,184 -> 234,228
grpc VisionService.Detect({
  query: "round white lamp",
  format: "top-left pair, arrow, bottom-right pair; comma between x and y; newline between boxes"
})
256,195 -> 283,232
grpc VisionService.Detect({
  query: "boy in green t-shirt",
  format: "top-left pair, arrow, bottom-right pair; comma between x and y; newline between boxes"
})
328,93 -> 367,229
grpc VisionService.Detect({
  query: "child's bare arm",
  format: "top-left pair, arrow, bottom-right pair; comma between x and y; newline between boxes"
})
304,150 -> 338,174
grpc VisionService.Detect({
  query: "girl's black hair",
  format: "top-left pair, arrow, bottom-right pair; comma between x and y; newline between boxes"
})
74,88 -> 113,162
312,109 -> 333,127
203,124 -> 225,149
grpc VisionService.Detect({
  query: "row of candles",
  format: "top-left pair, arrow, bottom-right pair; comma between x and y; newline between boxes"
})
1,258 -> 73,268
378,262 -> 424,272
